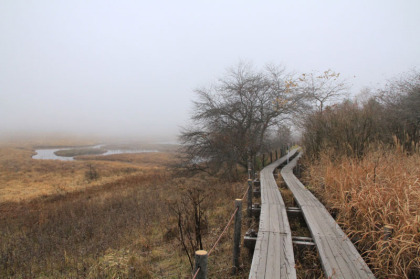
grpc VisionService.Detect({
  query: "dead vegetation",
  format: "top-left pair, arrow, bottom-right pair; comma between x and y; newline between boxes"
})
303,148 -> 420,278
0,146 -> 174,202
0,144 -> 251,278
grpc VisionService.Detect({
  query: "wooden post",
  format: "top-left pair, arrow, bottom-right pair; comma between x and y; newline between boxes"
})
233,199 -> 242,274
262,154 -> 265,168
247,179 -> 253,219
270,152 -> 273,163
275,149 -> 278,160
247,160 -> 252,180
193,250 -> 208,279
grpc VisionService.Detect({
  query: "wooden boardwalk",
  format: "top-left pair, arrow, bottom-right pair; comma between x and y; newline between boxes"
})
249,150 -> 298,279
281,152 -> 375,278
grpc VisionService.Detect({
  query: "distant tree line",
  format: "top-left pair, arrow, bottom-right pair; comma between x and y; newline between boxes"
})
302,69 -> 420,159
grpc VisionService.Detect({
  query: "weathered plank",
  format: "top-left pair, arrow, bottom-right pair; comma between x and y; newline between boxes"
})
249,150 -> 298,279
281,152 -> 375,278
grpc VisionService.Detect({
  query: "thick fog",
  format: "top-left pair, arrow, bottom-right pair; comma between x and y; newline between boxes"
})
1,0 -> 419,142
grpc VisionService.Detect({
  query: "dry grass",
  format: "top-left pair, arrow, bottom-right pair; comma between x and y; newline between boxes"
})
303,148 -> 420,278
1,171 -> 173,278
293,248 -> 324,279
78,151 -> 177,166
0,146 -> 174,203
0,142 -> 251,278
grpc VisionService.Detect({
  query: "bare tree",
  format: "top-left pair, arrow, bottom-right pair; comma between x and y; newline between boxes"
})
298,69 -> 348,113
301,98 -> 386,159
379,69 -> 420,152
179,63 -> 307,179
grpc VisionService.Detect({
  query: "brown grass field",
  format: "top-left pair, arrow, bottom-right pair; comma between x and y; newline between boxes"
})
0,141 -> 251,278
0,145 -> 174,203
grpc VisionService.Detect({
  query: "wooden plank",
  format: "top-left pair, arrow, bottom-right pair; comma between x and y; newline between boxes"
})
249,231 -> 268,278
265,232 -> 282,277
281,230 -> 296,278
249,150 -> 297,279
281,152 -> 375,278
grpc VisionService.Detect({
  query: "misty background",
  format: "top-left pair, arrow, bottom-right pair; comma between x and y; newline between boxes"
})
1,0 -> 419,142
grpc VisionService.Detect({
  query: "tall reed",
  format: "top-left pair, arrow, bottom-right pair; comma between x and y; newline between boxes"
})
304,148 -> 420,278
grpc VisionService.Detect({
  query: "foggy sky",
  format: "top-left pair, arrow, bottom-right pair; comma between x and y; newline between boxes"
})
1,0 -> 419,141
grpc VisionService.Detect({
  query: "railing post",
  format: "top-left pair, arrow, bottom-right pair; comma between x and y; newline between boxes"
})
275,149 -> 278,160
262,154 -> 265,168
270,152 -> 273,163
193,250 -> 208,279
247,179 -> 252,219
233,199 -> 242,274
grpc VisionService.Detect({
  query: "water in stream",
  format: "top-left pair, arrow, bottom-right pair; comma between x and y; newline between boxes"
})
32,145 -> 158,161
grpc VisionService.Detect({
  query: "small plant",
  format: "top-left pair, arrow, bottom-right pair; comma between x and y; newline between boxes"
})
85,164 -> 99,181
169,181 -> 208,270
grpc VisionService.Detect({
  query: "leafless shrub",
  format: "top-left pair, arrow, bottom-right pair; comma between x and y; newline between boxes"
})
85,163 -> 99,181
169,179 -> 209,269
302,99 -> 386,159
378,69 -> 420,153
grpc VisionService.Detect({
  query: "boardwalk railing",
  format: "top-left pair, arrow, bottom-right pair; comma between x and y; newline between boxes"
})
192,184 -> 248,278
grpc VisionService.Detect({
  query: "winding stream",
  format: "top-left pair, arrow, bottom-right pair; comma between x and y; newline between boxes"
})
32,145 -> 158,161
